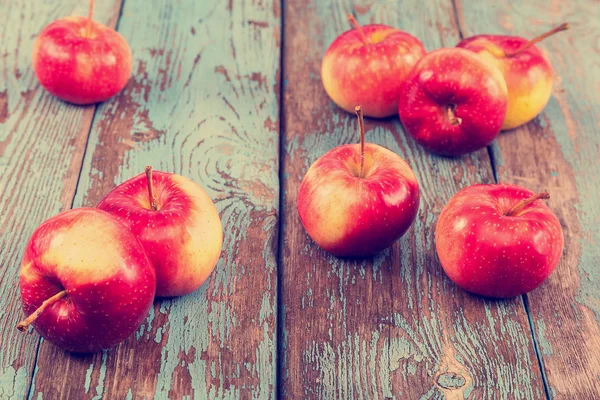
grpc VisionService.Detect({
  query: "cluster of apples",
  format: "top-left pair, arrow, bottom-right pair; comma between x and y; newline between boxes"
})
23,0 -> 566,353
298,16 -> 566,298
17,168 -> 222,353
323,15 -> 568,155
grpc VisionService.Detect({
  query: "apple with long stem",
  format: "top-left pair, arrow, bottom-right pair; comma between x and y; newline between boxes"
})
457,23 -> 568,130
435,184 -> 564,298
97,167 -> 223,297
17,208 -> 155,352
398,48 -> 508,156
32,0 -> 133,104
321,15 -> 426,118
297,106 -> 420,257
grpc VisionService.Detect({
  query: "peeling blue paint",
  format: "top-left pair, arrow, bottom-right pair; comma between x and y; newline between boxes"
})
84,362 -> 94,394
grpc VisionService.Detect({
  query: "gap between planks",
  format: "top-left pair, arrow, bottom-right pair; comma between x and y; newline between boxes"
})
276,0 -> 287,398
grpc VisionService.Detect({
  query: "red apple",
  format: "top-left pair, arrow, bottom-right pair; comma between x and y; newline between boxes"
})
17,208 -> 155,353
97,168 -> 223,297
435,184 -> 564,298
32,0 -> 132,104
398,48 -> 508,156
321,15 -> 426,118
297,106 -> 420,257
457,23 -> 568,130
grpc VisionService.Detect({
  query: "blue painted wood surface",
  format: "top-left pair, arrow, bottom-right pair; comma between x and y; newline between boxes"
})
280,1 -> 546,398
0,0 -> 598,398
24,0 -> 281,398
0,1 -> 122,398
456,0 -> 600,397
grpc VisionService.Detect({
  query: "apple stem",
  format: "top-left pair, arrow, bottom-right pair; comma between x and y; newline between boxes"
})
446,104 -> 462,126
355,106 -> 365,178
86,0 -> 95,37
347,14 -> 371,44
16,290 -> 67,332
145,166 -> 158,211
506,23 -> 569,57
506,192 -> 550,216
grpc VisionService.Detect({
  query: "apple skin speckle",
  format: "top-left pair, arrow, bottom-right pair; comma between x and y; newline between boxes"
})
457,34 -> 555,130
19,208 -> 156,353
322,23 -> 426,118
97,170 -> 222,297
32,16 -> 132,104
435,183 -> 564,298
298,143 -> 420,257
398,48 -> 508,156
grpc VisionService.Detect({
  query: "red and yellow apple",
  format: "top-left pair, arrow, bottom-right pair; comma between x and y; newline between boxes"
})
457,23 -> 568,130
17,208 -> 155,352
97,168 -> 223,297
298,107 -> 420,257
32,0 -> 132,104
398,48 -> 508,156
321,15 -> 426,118
435,184 -> 564,298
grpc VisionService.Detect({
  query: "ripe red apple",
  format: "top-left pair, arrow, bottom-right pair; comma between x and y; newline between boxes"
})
457,23 -> 568,130
32,0 -> 132,104
435,184 -> 564,298
17,208 -> 155,353
97,168 -> 223,297
321,15 -> 426,118
297,106 -> 420,257
398,48 -> 508,156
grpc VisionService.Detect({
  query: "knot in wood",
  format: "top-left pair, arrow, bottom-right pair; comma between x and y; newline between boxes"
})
436,371 -> 466,389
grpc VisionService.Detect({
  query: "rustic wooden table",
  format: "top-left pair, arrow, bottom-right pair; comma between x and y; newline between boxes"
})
1,0 -> 599,399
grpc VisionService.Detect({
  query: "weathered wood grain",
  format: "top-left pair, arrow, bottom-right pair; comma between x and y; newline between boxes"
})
280,0 -> 545,398
26,0 -> 281,398
0,1 -> 121,399
455,0 -> 600,397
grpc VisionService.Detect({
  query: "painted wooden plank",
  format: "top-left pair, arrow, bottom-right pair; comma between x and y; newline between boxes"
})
26,0 -> 281,398
455,0 -> 600,397
0,1 -> 121,399
280,0 -> 547,398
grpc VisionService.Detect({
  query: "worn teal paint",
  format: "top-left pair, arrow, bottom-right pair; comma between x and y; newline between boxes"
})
154,323 -> 166,344
548,86 -> 600,322
0,365 -> 28,400
65,0 -> 280,398
284,87 -> 542,398
536,320 -> 553,356
135,303 -> 156,341
0,1 -> 122,398
457,0 -> 600,397
91,351 -> 108,400
83,362 -> 94,394
4,0 -> 592,398
291,109 -> 541,398
281,0 -> 546,398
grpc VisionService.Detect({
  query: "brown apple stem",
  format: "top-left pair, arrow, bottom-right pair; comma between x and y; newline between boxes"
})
86,0 -> 95,37
355,106 -> 365,178
347,14 -> 371,44
145,166 -> 158,211
446,104 -> 462,126
16,290 -> 67,332
506,192 -> 550,216
506,23 -> 569,57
